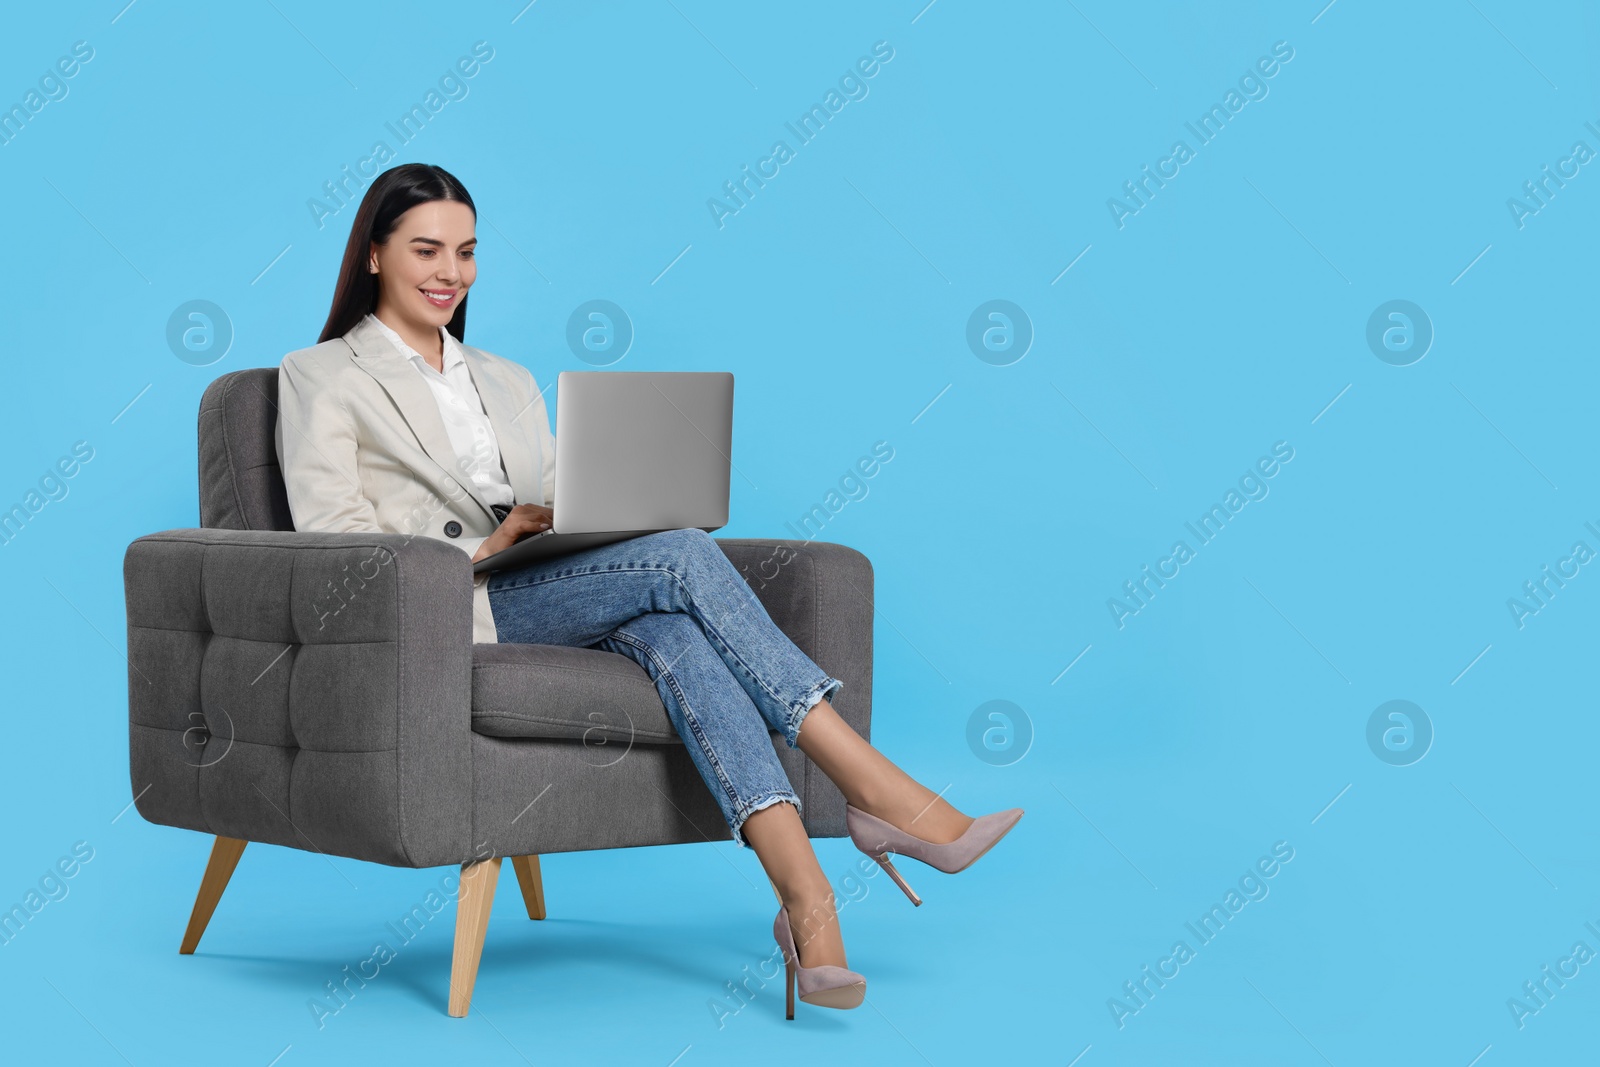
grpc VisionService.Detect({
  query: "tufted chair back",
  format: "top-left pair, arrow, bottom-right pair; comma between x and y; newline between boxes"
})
198,369 -> 295,532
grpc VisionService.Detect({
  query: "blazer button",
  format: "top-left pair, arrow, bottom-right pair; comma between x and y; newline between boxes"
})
444,521 -> 462,538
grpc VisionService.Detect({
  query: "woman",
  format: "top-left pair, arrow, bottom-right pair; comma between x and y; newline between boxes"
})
277,162 -> 1023,1017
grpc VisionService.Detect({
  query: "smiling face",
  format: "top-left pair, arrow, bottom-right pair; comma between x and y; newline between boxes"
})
368,199 -> 477,351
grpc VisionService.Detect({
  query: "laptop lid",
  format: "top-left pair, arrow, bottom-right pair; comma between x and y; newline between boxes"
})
551,370 -> 734,534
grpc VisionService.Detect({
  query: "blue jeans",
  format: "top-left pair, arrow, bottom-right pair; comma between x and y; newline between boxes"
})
486,528 -> 843,848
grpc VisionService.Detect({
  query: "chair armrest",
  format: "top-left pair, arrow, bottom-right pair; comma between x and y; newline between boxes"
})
124,528 -> 474,868
714,538 -> 874,835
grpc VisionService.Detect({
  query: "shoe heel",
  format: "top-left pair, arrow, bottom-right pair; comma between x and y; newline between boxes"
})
872,852 -> 923,907
784,952 -> 796,1020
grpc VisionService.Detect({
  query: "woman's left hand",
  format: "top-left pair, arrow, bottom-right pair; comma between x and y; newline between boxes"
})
472,504 -> 554,563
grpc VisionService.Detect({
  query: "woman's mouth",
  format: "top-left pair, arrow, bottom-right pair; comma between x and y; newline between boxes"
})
420,288 -> 457,308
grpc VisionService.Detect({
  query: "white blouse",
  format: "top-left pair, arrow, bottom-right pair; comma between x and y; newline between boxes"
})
362,312 -> 515,510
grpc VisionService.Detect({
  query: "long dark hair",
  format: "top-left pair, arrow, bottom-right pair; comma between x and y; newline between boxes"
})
318,163 -> 477,344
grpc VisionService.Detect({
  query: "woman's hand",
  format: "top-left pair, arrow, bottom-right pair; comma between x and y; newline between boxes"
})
471,504 -> 554,564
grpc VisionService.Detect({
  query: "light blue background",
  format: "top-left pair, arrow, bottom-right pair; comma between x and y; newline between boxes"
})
2,1 -> 1596,1064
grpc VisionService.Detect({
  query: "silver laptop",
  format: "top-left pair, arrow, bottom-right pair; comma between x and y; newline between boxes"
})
471,370 -> 733,574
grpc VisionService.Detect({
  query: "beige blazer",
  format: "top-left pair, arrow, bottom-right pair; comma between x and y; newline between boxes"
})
274,314 -> 556,643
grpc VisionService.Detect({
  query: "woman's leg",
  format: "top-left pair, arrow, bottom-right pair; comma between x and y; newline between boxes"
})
593,611 -> 849,968
577,530 -> 975,844
795,700 -> 974,845
487,527 -> 808,685
489,529 -> 968,930
492,528 -> 841,747
591,610 -> 792,850
490,528 -> 974,846
740,802 -> 847,969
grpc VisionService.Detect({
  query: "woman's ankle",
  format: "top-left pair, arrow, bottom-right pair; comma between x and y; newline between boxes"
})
783,890 -> 846,968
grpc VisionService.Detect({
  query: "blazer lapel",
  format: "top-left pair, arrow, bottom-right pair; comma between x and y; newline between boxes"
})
342,316 -> 497,522
461,345 -> 543,507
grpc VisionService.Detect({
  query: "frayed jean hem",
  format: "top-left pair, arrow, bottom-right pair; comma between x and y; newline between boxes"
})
730,791 -> 801,849
785,676 -> 843,748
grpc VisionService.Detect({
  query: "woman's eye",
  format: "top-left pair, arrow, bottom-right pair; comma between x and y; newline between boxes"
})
462,250 -> 475,259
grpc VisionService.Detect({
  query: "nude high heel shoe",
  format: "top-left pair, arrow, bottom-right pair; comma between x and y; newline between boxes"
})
846,803 -> 1024,906
773,904 -> 866,1019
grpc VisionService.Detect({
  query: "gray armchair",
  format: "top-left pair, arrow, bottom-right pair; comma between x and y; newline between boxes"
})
123,367 -> 875,1016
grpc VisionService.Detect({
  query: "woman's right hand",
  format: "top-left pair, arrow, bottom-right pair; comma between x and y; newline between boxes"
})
471,504 -> 554,564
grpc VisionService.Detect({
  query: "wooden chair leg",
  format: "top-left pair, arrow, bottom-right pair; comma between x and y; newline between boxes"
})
447,856 -> 502,1018
179,836 -> 248,954
510,855 -> 547,920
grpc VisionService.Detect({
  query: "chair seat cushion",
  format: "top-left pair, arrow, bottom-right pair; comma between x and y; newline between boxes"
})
471,642 -> 682,745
